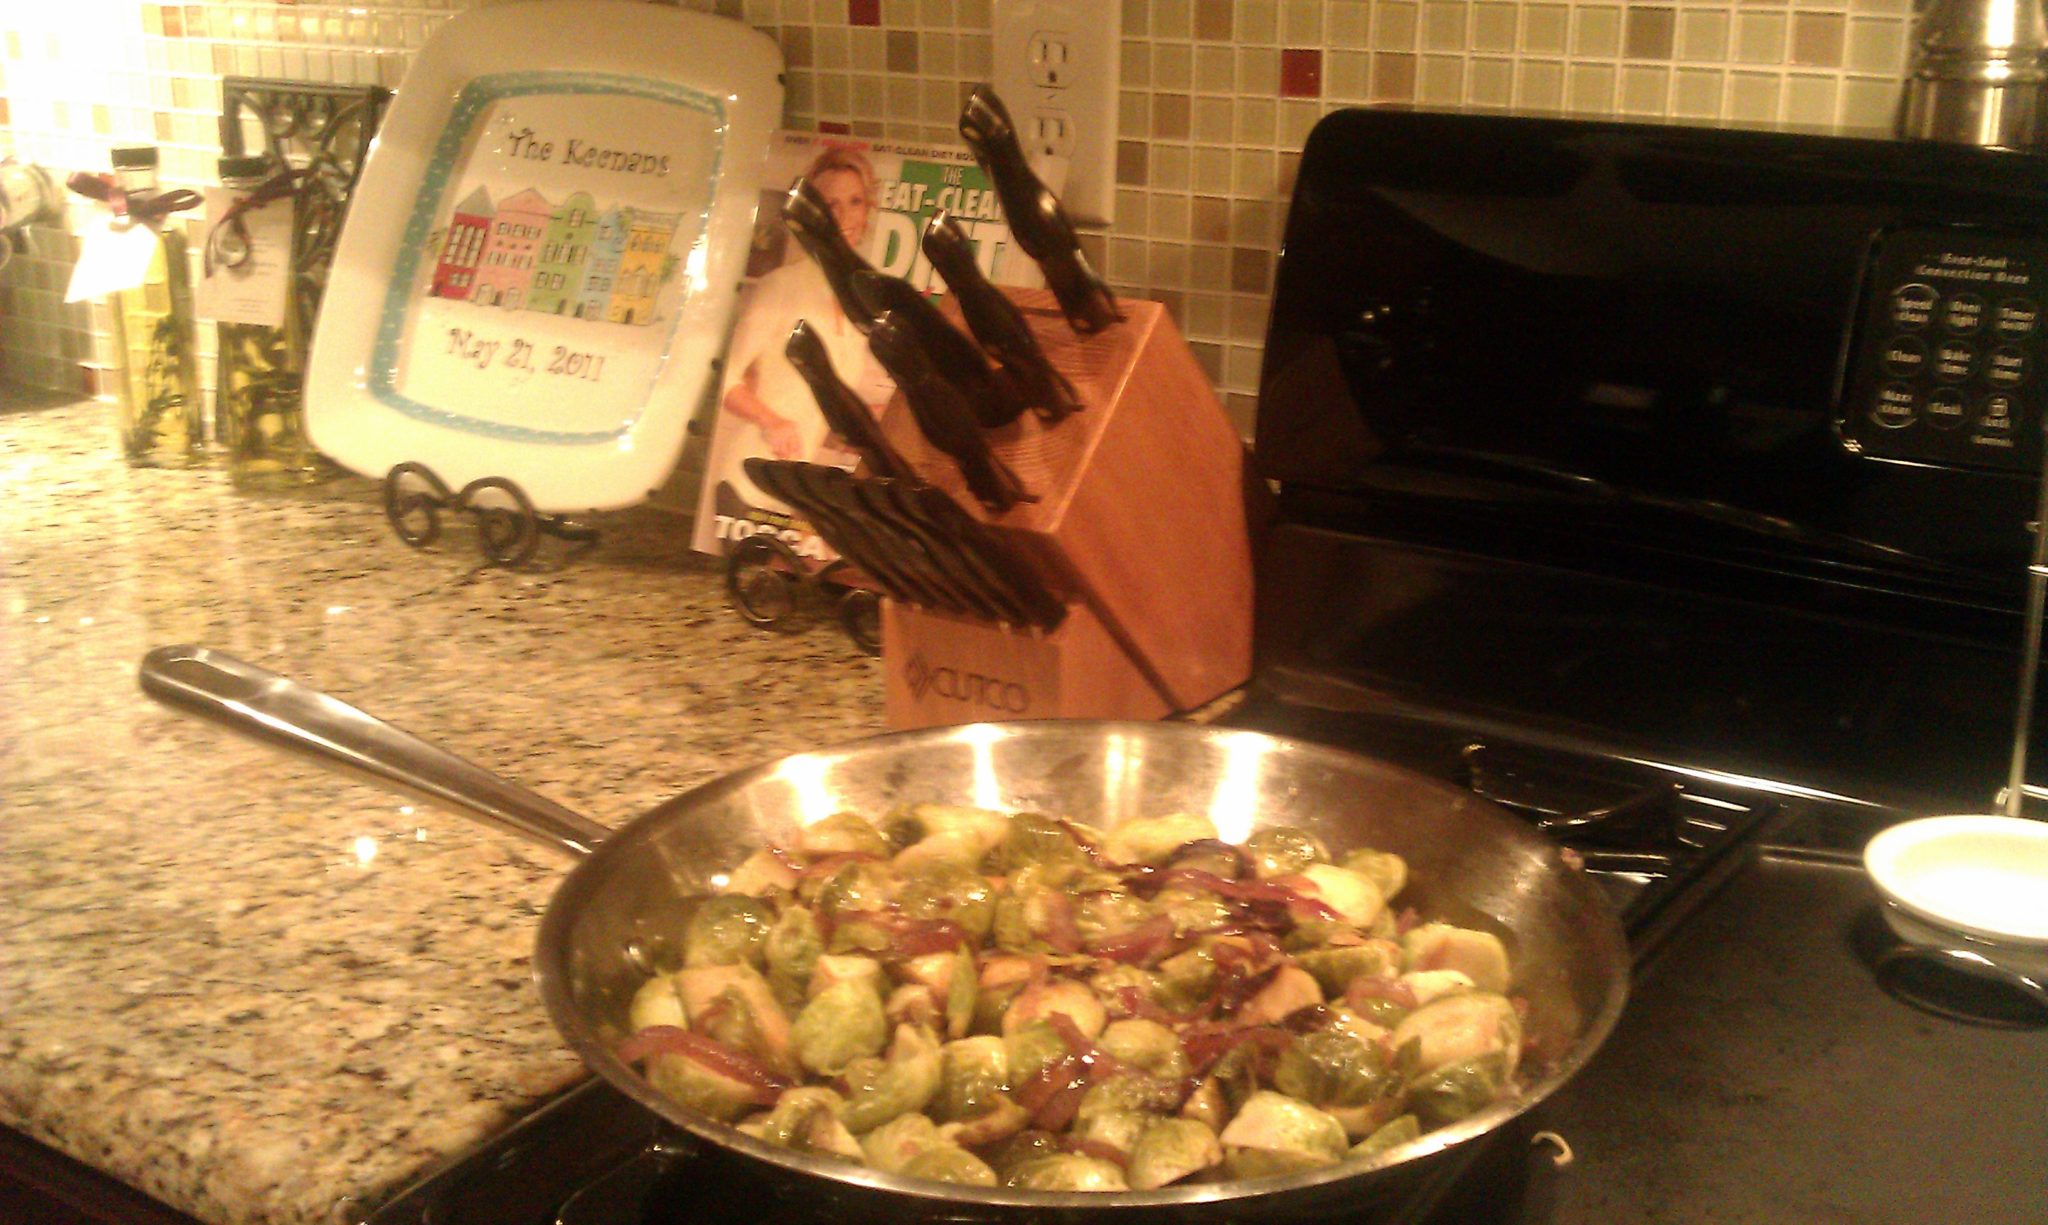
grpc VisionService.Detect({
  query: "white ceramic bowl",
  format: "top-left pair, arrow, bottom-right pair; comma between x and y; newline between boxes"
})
1864,815 -> 2048,947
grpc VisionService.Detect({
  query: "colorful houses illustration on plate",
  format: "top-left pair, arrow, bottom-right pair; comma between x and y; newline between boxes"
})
428,184 -> 680,326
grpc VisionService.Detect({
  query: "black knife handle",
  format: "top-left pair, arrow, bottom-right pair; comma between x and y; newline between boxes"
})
850,270 -> 1030,429
869,313 -> 1028,512
922,211 -> 1081,421
784,321 -> 913,481
958,85 -> 1120,335
781,177 -> 883,332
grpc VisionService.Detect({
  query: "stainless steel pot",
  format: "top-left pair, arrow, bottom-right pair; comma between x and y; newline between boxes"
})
139,644 -> 1628,1220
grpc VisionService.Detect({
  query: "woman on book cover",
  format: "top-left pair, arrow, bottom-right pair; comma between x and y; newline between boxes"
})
705,144 -> 892,521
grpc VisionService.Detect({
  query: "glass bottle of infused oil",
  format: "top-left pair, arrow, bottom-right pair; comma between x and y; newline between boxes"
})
106,146 -> 203,467
213,154 -> 327,488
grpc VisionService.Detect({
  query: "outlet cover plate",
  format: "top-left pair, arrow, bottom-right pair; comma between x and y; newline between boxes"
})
991,0 -> 1120,227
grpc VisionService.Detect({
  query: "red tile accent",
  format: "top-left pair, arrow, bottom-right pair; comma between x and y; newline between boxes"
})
819,120 -> 853,135
1280,48 -> 1323,99
161,6 -> 184,37
848,0 -> 881,26
78,365 -> 100,398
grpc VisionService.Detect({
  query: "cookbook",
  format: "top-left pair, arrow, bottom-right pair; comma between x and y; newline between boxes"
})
690,129 -> 1041,561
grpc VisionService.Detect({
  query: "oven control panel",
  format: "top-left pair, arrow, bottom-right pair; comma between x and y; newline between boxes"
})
1841,227 -> 2048,473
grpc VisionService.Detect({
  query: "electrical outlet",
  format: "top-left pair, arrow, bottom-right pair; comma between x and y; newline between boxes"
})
992,0 -> 1120,227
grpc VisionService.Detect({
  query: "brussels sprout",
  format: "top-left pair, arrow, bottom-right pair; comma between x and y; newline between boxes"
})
811,861 -> 900,923
890,805 -> 1013,872
797,813 -> 892,857
1077,1072 -> 1185,1119
1003,1019 -> 1071,1089
792,978 -> 888,1076
1103,812 -> 1220,865
840,1023 -> 943,1133
1097,1019 -> 1186,1078
1347,993 -> 1413,1029
1245,827 -> 1330,878
1399,969 -> 1476,1006
896,830 -> 997,877
900,1145 -> 999,1186
886,983 -> 940,1030
938,1097 -> 1029,1148
971,956 -> 1037,1033
860,1112 -> 944,1173
1407,1053 -> 1509,1127
1088,964 -> 1163,1005
674,965 -> 793,1070
1281,919 -> 1364,952
1126,1118 -> 1224,1190
1217,1091 -> 1349,1165
1179,1076 -> 1228,1131
1000,811 -> 1088,870
722,849 -> 801,896
737,1087 -> 863,1160
645,1053 -> 765,1123
897,867 -> 998,939
1296,940 -> 1405,997
1237,965 -> 1325,1026
1154,946 -> 1218,1013
1339,848 -> 1408,902
1350,1113 -> 1421,1159
984,1129 -> 1066,1181
1388,991 -> 1522,1078
943,947 -> 977,1039
628,975 -> 688,1033
1007,1154 -> 1129,1191
1206,1042 -> 1262,1115
1290,864 -> 1386,928
1004,977 -> 1107,1039
1074,889 -> 1153,945
1320,1003 -> 1393,1049
931,1035 -> 1010,1123
764,907 -> 823,1012
1401,923 -> 1512,994
1273,1029 -> 1396,1109
683,895 -> 775,969
1071,1108 -> 1150,1156
1219,1147 -> 1336,1180
808,954 -> 884,995
1153,888 -> 1240,936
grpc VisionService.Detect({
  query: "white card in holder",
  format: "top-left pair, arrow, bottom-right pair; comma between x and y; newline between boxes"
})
65,219 -> 161,303
195,188 -> 292,328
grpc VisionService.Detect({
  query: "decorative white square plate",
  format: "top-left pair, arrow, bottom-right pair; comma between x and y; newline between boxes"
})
306,0 -> 783,511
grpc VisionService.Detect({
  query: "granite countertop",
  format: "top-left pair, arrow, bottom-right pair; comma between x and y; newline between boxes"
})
0,396 -> 885,1224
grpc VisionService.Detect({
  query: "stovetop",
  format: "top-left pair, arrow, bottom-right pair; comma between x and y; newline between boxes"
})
355,697 -> 2048,1225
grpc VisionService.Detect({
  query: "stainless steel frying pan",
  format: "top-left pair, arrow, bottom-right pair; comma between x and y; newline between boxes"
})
139,644 -> 1628,1221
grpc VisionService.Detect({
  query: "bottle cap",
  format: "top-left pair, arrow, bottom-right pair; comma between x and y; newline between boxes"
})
218,154 -> 271,182
110,146 -> 160,170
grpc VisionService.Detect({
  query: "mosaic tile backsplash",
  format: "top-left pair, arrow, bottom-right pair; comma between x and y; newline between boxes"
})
1,0 -> 1917,434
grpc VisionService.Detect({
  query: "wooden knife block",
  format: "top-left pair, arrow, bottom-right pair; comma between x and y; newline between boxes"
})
876,288 -> 1253,727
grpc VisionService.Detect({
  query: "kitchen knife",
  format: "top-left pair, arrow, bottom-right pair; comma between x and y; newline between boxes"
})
897,478 -> 1068,631
957,84 -> 1120,335
922,210 -> 1081,421
784,320 -> 914,480
797,465 -> 1001,621
781,176 -> 884,332
831,470 -> 1031,626
867,312 -> 1030,513
743,457 -> 946,610
850,269 -> 1031,429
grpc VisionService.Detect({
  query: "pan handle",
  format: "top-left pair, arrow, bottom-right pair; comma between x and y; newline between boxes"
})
138,644 -> 611,857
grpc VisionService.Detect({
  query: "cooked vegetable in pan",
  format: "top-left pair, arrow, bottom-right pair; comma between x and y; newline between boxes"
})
618,805 -> 1523,1191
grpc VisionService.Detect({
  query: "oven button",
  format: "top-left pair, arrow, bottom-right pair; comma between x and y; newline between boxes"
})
1995,298 -> 2040,341
1978,393 -> 2017,436
1890,283 -> 1937,330
1986,345 -> 2028,388
1925,387 -> 1968,430
1933,341 -> 1975,381
1881,336 -> 1927,377
1872,383 -> 1919,428
1944,292 -> 1987,334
